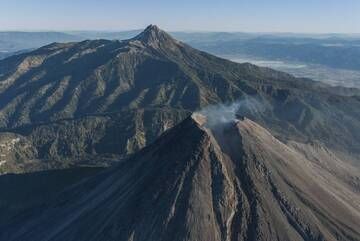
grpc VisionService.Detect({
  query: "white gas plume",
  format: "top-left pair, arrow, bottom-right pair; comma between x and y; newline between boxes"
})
195,98 -> 264,130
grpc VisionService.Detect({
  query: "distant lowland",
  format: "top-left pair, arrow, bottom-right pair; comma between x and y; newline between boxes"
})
0,30 -> 360,88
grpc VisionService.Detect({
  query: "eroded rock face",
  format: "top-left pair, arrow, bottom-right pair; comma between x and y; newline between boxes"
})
0,132 -> 39,174
2,115 -> 359,241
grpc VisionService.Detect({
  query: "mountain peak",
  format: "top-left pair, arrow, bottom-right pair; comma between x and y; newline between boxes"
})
144,24 -> 161,33
132,24 -> 177,47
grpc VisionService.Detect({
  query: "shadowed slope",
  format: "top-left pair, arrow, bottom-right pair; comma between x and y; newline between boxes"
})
2,114 -> 359,241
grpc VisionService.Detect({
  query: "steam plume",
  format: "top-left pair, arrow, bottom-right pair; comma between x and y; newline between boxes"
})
195,98 -> 264,130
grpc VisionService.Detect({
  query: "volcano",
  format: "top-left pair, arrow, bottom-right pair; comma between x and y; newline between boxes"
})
2,112 -> 359,241
0,25 -> 360,173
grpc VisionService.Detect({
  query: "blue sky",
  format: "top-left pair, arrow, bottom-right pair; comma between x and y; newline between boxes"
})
0,0 -> 359,33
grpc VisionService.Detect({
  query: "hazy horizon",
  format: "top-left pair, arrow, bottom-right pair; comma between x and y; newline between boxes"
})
1,0 -> 359,34
0,27 -> 359,36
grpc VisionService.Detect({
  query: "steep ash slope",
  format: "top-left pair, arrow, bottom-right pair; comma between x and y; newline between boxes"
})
2,114 -> 359,241
0,166 -> 104,226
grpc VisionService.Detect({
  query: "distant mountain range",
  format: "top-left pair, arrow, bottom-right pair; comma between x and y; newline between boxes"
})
194,37 -> 360,71
1,29 -> 360,71
0,31 -> 81,52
